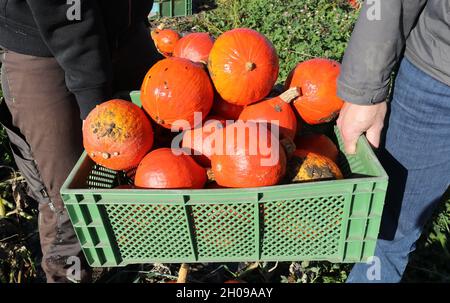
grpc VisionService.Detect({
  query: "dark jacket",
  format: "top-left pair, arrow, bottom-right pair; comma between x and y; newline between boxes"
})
338,0 -> 450,105
0,0 -> 154,118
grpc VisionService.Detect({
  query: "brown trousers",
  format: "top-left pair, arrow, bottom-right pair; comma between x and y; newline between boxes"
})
0,24 -> 161,282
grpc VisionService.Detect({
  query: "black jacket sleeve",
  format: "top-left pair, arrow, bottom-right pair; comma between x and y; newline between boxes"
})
26,0 -> 113,119
337,0 -> 427,105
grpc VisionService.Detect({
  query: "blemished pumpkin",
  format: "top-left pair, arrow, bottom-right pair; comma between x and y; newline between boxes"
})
294,133 -> 339,163
150,25 -> 181,57
141,57 -> 214,130
173,32 -> 215,64
208,28 -> 279,106
285,58 -> 344,125
210,121 -> 287,188
83,99 -> 154,171
286,151 -> 343,183
239,87 -> 300,140
182,116 -> 225,167
211,94 -> 244,121
134,148 -> 207,189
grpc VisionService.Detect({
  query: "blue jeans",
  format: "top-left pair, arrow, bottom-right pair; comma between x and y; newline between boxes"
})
347,58 -> 450,283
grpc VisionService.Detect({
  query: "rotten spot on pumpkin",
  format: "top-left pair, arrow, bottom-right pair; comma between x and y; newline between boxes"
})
304,163 -> 334,180
164,81 -> 169,89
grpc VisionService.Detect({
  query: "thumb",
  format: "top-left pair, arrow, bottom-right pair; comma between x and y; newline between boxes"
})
342,127 -> 360,155
366,124 -> 382,149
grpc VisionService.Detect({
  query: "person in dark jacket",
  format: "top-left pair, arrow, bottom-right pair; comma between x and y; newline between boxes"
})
337,0 -> 449,282
0,0 -> 161,282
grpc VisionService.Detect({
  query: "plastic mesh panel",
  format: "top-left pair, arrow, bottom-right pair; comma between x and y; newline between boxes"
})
191,203 -> 257,259
87,165 -> 118,189
104,204 -> 193,261
261,196 -> 345,258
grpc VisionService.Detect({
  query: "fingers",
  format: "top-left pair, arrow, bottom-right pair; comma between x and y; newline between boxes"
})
336,103 -> 347,129
341,126 -> 360,155
338,102 -> 387,155
365,124 -> 383,149
337,103 -> 359,155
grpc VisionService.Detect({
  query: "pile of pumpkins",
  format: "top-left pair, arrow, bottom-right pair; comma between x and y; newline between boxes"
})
82,25 -> 345,190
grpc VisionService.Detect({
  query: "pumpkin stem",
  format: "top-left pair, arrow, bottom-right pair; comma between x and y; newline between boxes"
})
279,87 -> 301,103
245,62 -> 256,71
206,168 -> 216,182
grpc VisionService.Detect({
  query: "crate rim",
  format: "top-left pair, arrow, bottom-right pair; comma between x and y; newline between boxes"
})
61,129 -> 388,197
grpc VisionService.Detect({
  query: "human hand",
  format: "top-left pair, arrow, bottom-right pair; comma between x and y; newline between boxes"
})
337,102 -> 387,154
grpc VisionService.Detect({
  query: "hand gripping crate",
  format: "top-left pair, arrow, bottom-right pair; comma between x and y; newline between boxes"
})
60,93 -> 388,267
149,0 -> 193,18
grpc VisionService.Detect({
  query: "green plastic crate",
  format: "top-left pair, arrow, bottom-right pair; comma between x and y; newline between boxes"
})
149,0 -> 193,18
60,93 -> 388,267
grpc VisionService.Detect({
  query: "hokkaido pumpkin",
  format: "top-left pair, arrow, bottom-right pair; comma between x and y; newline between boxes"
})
141,57 -> 214,130
239,87 -> 300,140
210,121 -> 287,188
286,151 -> 343,183
135,148 -> 207,189
150,25 -> 181,57
173,32 -> 215,64
181,116 -> 225,167
285,58 -> 344,125
208,28 -> 279,106
211,94 -> 244,120
83,99 -> 154,171
348,0 -> 362,9
294,133 -> 339,163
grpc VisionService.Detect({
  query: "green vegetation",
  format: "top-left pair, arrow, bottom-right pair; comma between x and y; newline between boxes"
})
165,0 -> 358,81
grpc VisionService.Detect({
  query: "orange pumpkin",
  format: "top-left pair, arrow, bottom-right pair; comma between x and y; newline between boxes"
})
208,28 -> 279,106
141,57 -> 214,130
135,148 -> 207,189
182,116 -> 225,167
173,32 -> 215,64
150,25 -> 181,57
239,87 -> 300,140
348,0 -> 362,9
287,151 -> 343,182
210,121 -> 286,188
211,94 -> 244,121
83,99 -> 153,171
285,58 -> 344,125
294,133 -> 339,163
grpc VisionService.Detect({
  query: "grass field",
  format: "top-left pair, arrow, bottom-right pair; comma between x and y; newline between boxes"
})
0,0 -> 449,283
